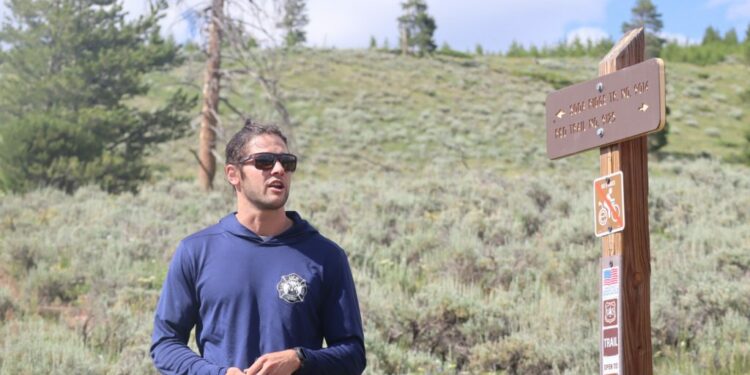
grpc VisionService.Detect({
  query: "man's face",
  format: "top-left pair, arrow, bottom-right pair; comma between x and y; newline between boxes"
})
230,134 -> 293,211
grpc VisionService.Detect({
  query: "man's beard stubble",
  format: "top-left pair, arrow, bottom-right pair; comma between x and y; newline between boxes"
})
239,169 -> 290,211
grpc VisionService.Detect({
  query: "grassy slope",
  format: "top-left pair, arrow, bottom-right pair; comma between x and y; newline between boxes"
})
145,50 -> 750,179
1,50 -> 750,374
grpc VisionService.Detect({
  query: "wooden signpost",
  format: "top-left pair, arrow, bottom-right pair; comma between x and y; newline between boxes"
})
545,28 -> 664,375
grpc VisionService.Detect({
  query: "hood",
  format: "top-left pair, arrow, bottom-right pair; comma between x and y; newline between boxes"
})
219,211 -> 319,246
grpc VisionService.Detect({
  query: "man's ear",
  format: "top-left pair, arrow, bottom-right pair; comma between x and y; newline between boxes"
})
225,164 -> 241,188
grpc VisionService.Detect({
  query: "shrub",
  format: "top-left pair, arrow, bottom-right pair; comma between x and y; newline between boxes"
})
0,286 -> 15,321
437,44 -> 473,59
0,318 -> 105,374
25,264 -> 87,305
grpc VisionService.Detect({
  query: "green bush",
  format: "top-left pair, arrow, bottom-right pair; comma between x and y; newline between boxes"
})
437,44 -> 473,59
25,264 -> 87,305
0,286 -> 15,322
0,318 -> 105,374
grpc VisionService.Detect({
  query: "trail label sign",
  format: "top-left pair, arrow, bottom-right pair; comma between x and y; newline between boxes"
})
601,256 -> 623,375
545,58 -> 665,159
593,171 -> 625,237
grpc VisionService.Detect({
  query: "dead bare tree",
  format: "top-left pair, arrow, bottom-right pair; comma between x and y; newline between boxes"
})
175,0 -> 297,190
198,0 -> 223,191
220,0 -> 295,135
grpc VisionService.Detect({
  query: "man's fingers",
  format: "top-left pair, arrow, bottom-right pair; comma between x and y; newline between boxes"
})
245,356 -> 265,375
245,349 -> 299,375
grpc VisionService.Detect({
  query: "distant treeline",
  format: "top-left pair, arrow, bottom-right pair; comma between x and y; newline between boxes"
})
494,25 -> 750,65
661,26 -> 750,65
503,38 -> 615,58
382,25 -> 750,66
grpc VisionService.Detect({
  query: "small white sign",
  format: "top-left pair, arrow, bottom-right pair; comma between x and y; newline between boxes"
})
601,256 -> 622,375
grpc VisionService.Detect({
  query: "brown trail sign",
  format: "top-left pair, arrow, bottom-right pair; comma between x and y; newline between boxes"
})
546,58 -> 665,160
545,28 -> 662,375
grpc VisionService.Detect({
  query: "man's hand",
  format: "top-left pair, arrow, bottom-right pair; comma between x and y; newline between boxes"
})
227,368 -> 245,375
244,349 -> 301,375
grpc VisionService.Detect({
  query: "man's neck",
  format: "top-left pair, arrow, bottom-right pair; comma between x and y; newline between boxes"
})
235,206 -> 293,237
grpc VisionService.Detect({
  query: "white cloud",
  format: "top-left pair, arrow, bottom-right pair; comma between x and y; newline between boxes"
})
306,0 -> 401,48
123,0 -> 205,42
306,0 -> 613,51
727,1 -> 750,19
707,0 -> 750,20
428,0 -> 610,52
126,0 -> 289,45
144,0 -> 612,52
566,27 -> 610,44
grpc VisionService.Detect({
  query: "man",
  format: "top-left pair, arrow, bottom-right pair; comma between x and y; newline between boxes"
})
151,122 -> 366,375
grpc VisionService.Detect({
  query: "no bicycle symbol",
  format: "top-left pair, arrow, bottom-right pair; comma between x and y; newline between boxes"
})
593,171 -> 625,237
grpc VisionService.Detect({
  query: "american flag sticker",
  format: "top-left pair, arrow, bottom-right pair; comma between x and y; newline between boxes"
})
603,267 -> 619,286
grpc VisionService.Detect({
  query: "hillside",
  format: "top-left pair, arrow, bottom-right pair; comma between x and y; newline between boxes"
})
1,50 -> 749,374
148,49 -> 750,178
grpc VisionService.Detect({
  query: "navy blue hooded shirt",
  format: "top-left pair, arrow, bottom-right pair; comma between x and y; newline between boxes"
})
151,212 -> 366,375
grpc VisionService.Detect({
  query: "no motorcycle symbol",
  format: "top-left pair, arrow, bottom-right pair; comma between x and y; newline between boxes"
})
593,172 -> 625,237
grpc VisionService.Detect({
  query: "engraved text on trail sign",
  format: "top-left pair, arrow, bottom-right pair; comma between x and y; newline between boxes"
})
594,172 -> 625,237
545,58 -> 665,159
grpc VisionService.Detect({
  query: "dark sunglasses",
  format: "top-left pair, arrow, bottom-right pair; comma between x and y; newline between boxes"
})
238,152 -> 297,172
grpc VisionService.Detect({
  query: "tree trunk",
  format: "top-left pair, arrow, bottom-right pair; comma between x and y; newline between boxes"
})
199,0 -> 223,191
400,25 -> 408,55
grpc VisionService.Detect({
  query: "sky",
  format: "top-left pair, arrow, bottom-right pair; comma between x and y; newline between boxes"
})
2,0 -> 750,53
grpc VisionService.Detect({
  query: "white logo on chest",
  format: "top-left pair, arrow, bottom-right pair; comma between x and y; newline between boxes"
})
277,273 -> 307,303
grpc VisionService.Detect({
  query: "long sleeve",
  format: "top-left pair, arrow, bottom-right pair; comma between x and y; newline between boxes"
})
298,248 -> 366,375
150,243 -> 227,375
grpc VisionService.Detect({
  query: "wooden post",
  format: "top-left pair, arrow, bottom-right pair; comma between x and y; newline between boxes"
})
598,27 -> 653,375
199,0 -> 224,191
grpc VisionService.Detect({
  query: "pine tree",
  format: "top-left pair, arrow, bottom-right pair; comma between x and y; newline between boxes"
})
397,0 -> 437,56
475,44 -> 484,56
0,0 -> 194,193
528,45 -> 540,57
279,0 -> 308,47
506,41 -> 528,57
724,28 -> 738,45
622,0 -> 665,57
621,1 -> 669,149
648,106 -> 669,153
570,37 -> 585,56
702,26 -> 722,45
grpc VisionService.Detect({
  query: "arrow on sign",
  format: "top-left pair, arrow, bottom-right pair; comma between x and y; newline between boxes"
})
556,109 -> 566,118
638,103 -> 649,112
